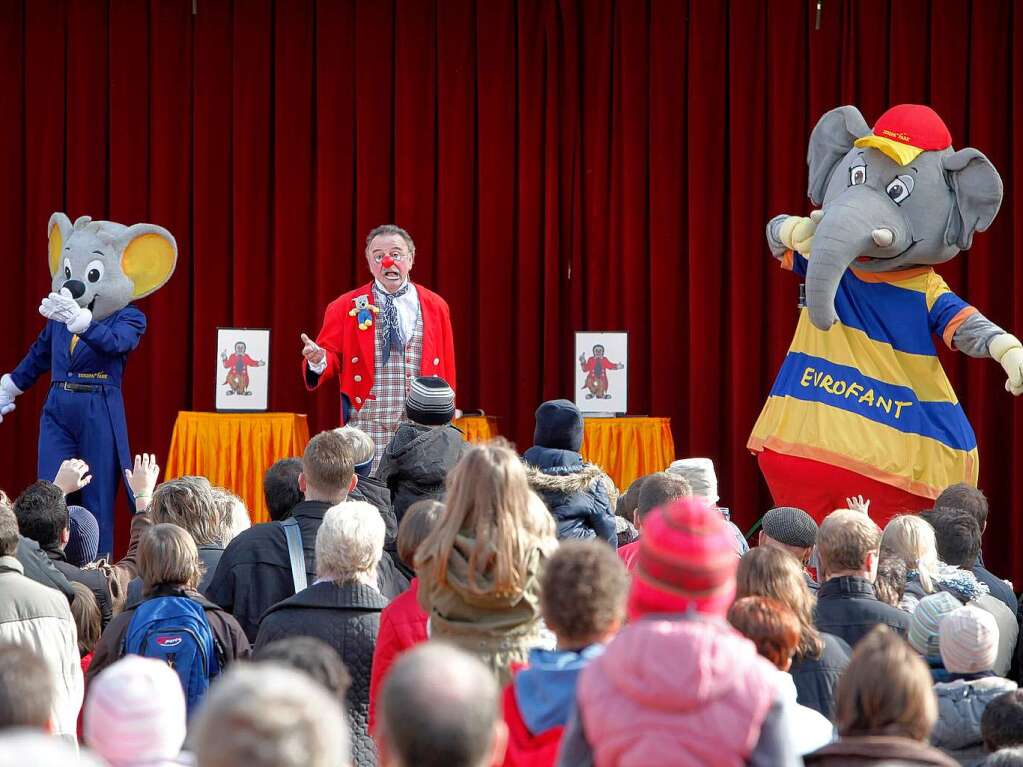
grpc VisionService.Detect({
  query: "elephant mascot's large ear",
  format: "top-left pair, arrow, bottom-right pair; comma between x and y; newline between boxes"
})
47,212 -> 73,277
116,223 -> 178,299
942,148 -> 1003,251
807,106 -> 871,206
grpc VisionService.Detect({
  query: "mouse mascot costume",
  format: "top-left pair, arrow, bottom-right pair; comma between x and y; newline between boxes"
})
749,105 -> 1023,528
0,213 -> 177,553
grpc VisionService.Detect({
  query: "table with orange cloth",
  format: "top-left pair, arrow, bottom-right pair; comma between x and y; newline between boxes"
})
581,417 -> 676,491
165,411 -> 311,524
453,414 -> 500,444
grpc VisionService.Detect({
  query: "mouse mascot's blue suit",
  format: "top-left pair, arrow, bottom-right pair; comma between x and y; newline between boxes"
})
0,213 -> 177,553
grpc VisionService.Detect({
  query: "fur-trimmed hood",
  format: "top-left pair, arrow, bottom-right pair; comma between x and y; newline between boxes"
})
522,446 -> 619,546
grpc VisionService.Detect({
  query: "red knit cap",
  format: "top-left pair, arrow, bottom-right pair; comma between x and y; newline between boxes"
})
629,496 -> 738,621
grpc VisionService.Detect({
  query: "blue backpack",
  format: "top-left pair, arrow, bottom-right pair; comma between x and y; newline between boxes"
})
122,596 -> 222,715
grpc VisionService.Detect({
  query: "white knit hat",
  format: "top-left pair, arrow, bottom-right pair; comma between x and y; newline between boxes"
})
84,656 -> 187,767
667,458 -> 719,505
939,604 -> 999,674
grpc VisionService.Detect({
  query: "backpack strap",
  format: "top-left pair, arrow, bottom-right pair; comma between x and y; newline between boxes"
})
279,518 -> 308,593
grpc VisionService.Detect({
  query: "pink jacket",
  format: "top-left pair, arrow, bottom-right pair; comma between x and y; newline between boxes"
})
576,615 -> 778,767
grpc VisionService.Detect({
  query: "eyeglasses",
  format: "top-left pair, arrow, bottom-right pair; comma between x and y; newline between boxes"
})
371,251 -> 409,263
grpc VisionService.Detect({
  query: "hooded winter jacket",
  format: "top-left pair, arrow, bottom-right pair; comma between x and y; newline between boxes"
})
0,556 -> 83,739
523,447 -> 617,546
368,578 -> 429,730
501,645 -> 606,767
931,673 -> 1017,758
570,615 -> 784,767
417,527 -> 556,685
376,423 -> 470,524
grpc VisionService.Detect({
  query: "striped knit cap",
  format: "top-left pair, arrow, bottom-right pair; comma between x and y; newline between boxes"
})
908,591 -> 961,659
405,376 -> 455,426
939,604 -> 999,674
629,495 -> 737,621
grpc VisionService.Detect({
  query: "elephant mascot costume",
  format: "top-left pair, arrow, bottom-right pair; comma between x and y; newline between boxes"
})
0,213 -> 177,553
749,104 -> 1023,527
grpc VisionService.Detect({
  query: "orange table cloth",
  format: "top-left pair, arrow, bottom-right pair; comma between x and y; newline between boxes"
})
165,411 -> 310,524
453,415 -> 500,444
581,417 -> 675,491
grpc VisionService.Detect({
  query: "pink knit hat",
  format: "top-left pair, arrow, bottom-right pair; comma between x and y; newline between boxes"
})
939,604 -> 999,675
629,495 -> 738,621
84,656 -> 187,767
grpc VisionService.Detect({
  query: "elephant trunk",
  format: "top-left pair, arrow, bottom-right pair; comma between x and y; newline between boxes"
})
805,199 -> 887,331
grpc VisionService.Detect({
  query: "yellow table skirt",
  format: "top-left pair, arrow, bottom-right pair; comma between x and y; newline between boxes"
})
581,417 -> 676,491
165,411 -> 311,524
453,415 -> 500,444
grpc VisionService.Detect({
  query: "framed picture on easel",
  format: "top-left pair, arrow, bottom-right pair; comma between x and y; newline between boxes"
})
216,328 -> 270,411
574,331 -> 628,416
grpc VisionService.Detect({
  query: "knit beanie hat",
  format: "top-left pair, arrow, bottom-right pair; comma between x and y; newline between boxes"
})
629,495 -> 738,621
908,591 -> 961,659
762,506 -> 818,549
405,376 -> 455,426
666,458 -> 719,505
84,656 -> 187,767
533,399 -> 584,452
939,604 -> 1000,674
66,505 -> 100,566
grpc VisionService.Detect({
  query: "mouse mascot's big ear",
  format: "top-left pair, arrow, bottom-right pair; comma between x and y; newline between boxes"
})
4,213 -> 178,554
749,104 -> 1019,530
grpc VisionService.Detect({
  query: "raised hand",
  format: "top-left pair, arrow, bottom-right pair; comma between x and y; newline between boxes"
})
845,494 -> 870,516
53,458 -> 92,495
301,333 -> 326,369
125,453 -> 161,510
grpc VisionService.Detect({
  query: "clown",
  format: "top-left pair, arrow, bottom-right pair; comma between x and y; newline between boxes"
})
579,344 -> 624,400
749,104 -> 1023,528
0,213 -> 177,552
221,341 -> 265,396
300,224 -> 456,468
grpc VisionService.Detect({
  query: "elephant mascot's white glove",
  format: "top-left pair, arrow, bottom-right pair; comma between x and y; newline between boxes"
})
777,210 -> 824,257
39,288 -> 92,334
0,374 -> 22,424
990,334 -> 1023,396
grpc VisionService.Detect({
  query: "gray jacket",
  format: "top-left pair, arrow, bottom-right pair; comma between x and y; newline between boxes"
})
0,556 -> 83,738
932,676 -> 1017,756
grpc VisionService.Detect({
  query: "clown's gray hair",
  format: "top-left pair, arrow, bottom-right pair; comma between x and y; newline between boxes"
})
365,224 -> 415,256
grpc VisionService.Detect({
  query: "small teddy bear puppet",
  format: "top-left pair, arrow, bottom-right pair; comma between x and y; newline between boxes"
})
348,294 -> 380,331
0,212 -> 176,554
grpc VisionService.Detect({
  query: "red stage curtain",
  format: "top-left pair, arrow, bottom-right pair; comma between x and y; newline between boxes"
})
1,1 -> 1021,580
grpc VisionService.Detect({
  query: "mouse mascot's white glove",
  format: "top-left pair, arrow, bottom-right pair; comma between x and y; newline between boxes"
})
0,374 -> 22,423
990,333 -> 1023,396
39,288 -> 92,334
777,210 -> 823,257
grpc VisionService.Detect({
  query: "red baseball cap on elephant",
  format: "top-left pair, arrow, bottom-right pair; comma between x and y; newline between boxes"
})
854,104 -> 953,166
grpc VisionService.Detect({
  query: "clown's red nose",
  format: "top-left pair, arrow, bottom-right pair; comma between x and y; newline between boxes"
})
381,256 -> 395,269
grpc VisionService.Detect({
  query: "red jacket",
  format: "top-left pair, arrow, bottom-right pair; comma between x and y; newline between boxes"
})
305,282 -> 457,419
501,681 -> 565,767
368,578 -> 429,731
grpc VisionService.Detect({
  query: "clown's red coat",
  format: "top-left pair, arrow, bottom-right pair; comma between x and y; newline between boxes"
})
304,282 -> 456,421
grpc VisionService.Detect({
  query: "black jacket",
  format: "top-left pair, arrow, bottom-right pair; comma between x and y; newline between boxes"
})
523,447 -> 617,546
15,536 -> 74,602
127,544 -> 224,606
206,500 -> 409,641
255,581 -> 387,767
376,423 -> 469,525
790,631 -> 851,721
814,576 -> 910,649
350,475 -> 398,553
42,542 -> 114,629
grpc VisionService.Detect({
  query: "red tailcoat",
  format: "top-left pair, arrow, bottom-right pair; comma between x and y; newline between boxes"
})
304,282 -> 457,421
